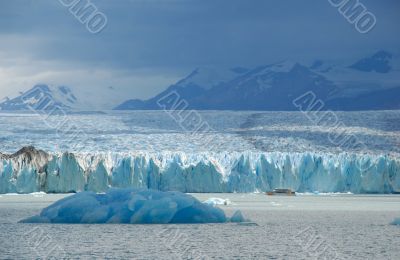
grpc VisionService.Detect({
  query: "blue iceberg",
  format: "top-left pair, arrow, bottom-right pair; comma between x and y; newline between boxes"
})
20,189 -> 245,224
391,218 -> 400,226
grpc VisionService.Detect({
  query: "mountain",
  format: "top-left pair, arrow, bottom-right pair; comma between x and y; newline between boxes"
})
2,50 -> 399,111
0,84 -> 128,111
199,62 -> 338,110
349,50 -> 392,73
0,85 -> 77,111
115,50 -> 400,111
114,67 -> 248,110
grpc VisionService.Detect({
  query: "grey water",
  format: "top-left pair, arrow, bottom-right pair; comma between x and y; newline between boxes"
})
0,193 -> 399,259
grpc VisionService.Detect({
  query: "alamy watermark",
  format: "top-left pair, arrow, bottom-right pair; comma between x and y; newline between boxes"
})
59,0 -> 108,34
329,0 -> 376,33
156,90 -> 218,151
24,227 -> 67,259
295,226 -> 344,259
157,227 -> 211,260
293,91 -> 372,172
20,85 -> 89,153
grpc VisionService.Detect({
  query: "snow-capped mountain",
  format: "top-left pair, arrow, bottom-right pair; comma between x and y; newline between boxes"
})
115,50 -> 400,111
350,50 -> 393,73
0,85 -> 77,111
313,50 -> 400,98
114,67 -> 248,110
0,84 -> 128,111
2,50 -> 399,111
176,67 -> 249,90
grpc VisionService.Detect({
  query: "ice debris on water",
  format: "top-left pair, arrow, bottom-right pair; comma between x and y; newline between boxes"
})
19,189 -> 246,224
229,210 -> 246,223
203,198 -> 232,206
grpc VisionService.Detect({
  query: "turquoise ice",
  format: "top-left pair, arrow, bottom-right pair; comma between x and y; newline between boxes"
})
20,189 -> 245,224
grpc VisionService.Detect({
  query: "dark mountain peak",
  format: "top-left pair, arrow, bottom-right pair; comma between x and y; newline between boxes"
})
310,60 -> 324,70
372,50 -> 393,59
23,84 -> 52,96
58,86 -> 72,94
270,60 -> 297,71
174,68 -> 199,86
172,67 -> 247,91
350,50 -> 393,73
289,63 -> 310,73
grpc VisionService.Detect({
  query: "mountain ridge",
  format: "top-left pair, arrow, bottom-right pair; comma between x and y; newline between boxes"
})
1,50 -> 399,111
115,50 -> 400,111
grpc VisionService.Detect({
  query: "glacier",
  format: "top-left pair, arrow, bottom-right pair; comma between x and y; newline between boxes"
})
20,189 -> 243,224
1,147 -> 400,194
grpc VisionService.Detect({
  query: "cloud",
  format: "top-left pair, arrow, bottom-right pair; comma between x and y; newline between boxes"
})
0,0 -> 399,99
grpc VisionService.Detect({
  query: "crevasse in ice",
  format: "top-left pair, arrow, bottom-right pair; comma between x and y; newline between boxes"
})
1,147 -> 399,194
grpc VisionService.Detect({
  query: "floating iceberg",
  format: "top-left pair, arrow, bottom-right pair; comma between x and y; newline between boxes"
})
2,147 -> 400,194
20,189 -> 245,224
391,218 -> 400,226
203,198 -> 232,206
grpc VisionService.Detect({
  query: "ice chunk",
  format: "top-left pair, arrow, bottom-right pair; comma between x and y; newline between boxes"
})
229,210 -> 246,223
203,197 -> 232,206
391,218 -> 400,226
20,189 -> 246,224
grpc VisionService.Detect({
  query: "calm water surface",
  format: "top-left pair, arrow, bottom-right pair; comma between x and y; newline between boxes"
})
0,193 -> 399,259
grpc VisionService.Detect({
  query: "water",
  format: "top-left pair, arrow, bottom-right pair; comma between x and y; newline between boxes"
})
0,194 -> 399,259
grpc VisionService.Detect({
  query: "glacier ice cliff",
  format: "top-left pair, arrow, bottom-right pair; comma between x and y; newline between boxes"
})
1,147 -> 399,194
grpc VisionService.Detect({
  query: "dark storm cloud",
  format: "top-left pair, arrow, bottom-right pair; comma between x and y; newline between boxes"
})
0,0 -> 399,96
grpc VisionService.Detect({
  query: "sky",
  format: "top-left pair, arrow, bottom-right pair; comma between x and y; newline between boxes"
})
0,0 -> 399,100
